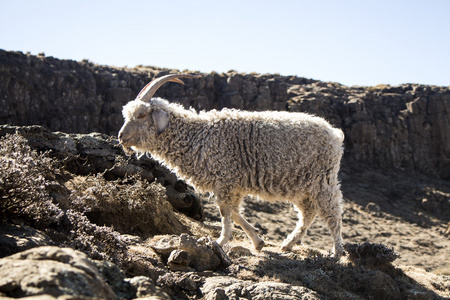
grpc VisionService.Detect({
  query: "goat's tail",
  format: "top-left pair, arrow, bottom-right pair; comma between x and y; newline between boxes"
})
333,128 -> 345,143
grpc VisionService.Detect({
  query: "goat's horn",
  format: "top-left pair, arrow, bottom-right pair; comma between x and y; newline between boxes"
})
136,74 -> 202,102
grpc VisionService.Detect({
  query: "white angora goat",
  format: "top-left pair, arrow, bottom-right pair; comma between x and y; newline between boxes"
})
118,74 -> 345,258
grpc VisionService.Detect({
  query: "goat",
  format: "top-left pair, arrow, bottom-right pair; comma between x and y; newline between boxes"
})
118,74 -> 344,258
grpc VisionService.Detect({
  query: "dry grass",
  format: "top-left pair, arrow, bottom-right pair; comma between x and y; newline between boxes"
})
0,134 -> 63,225
0,133 -> 184,269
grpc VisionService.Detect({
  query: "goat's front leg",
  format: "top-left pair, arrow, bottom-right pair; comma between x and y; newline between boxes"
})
215,189 -> 265,250
216,204 -> 233,247
215,189 -> 241,247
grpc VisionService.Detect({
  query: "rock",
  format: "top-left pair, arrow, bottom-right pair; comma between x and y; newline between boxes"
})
166,179 -> 204,221
125,245 -> 168,282
167,250 -> 192,271
126,276 -> 171,300
149,235 -> 181,257
0,224 -> 53,258
404,289 -> 435,300
148,234 -> 231,271
208,239 -> 232,268
241,282 -> 322,300
0,246 -> 117,299
178,234 -> 221,272
157,272 -> 203,292
363,271 -> 400,300
226,245 -> 253,259
92,260 -> 133,299
201,276 -> 322,300
121,234 -> 143,245
201,276 -> 249,300
398,265 -> 448,300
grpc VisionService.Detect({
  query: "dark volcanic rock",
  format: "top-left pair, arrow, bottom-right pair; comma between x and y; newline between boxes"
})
1,49 -> 449,179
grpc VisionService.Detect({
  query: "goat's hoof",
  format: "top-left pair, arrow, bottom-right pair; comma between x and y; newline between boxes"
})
280,246 -> 291,252
280,242 -> 293,252
255,240 -> 265,251
216,237 -> 227,247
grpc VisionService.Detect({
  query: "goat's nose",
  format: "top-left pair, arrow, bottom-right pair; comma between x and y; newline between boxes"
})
118,129 -> 126,141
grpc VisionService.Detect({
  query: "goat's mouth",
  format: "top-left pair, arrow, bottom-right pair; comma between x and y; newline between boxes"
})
119,141 -> 134,155
123,146 -> 134,155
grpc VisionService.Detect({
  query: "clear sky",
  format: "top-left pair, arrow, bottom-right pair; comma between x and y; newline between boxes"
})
1,0 -> 449,87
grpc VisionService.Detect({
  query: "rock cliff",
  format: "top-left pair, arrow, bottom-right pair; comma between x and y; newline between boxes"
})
1,49 -> 449,179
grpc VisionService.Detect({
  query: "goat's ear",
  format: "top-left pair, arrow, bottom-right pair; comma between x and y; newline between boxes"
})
152,109 -> 170,135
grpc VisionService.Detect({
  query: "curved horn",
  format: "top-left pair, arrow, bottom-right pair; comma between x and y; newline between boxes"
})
136,74 -> 202,102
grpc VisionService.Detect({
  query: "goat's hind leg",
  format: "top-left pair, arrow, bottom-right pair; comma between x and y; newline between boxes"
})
281,199 -> 317,251
231,211 -> 265,250
317,187 -> 344,259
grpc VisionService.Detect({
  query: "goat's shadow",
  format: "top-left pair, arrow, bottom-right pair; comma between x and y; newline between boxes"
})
228,245 -> 446,299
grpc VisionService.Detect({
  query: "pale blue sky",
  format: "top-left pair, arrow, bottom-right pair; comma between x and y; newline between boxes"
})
1,0 -> 449,86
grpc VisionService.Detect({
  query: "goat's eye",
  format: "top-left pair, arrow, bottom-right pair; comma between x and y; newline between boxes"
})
137,113 -> 146,119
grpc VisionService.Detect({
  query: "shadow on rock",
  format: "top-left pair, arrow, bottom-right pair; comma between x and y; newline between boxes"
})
225,243 -> 446,300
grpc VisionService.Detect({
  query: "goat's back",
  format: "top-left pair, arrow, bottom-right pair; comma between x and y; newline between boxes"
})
191,110 -> 344,196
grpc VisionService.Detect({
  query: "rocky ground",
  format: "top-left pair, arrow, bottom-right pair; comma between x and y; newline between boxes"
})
0,125 -> 449,299
0,50 -> 449,299
214,161 -> 450,275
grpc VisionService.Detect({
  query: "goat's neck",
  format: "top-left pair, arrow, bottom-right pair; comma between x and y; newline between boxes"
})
153,115 -> 204,173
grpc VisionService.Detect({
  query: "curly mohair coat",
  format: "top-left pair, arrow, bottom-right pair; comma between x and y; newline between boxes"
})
119,75 -> 345,258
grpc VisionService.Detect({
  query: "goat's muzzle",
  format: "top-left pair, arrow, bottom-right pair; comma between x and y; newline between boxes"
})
119,141 -> 134,155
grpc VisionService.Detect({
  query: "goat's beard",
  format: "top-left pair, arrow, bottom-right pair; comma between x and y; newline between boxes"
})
120,144 -> 134,156
121,144 -> 147,159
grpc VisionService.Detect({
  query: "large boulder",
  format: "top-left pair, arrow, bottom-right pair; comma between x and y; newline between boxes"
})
0,246 -> 117,299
